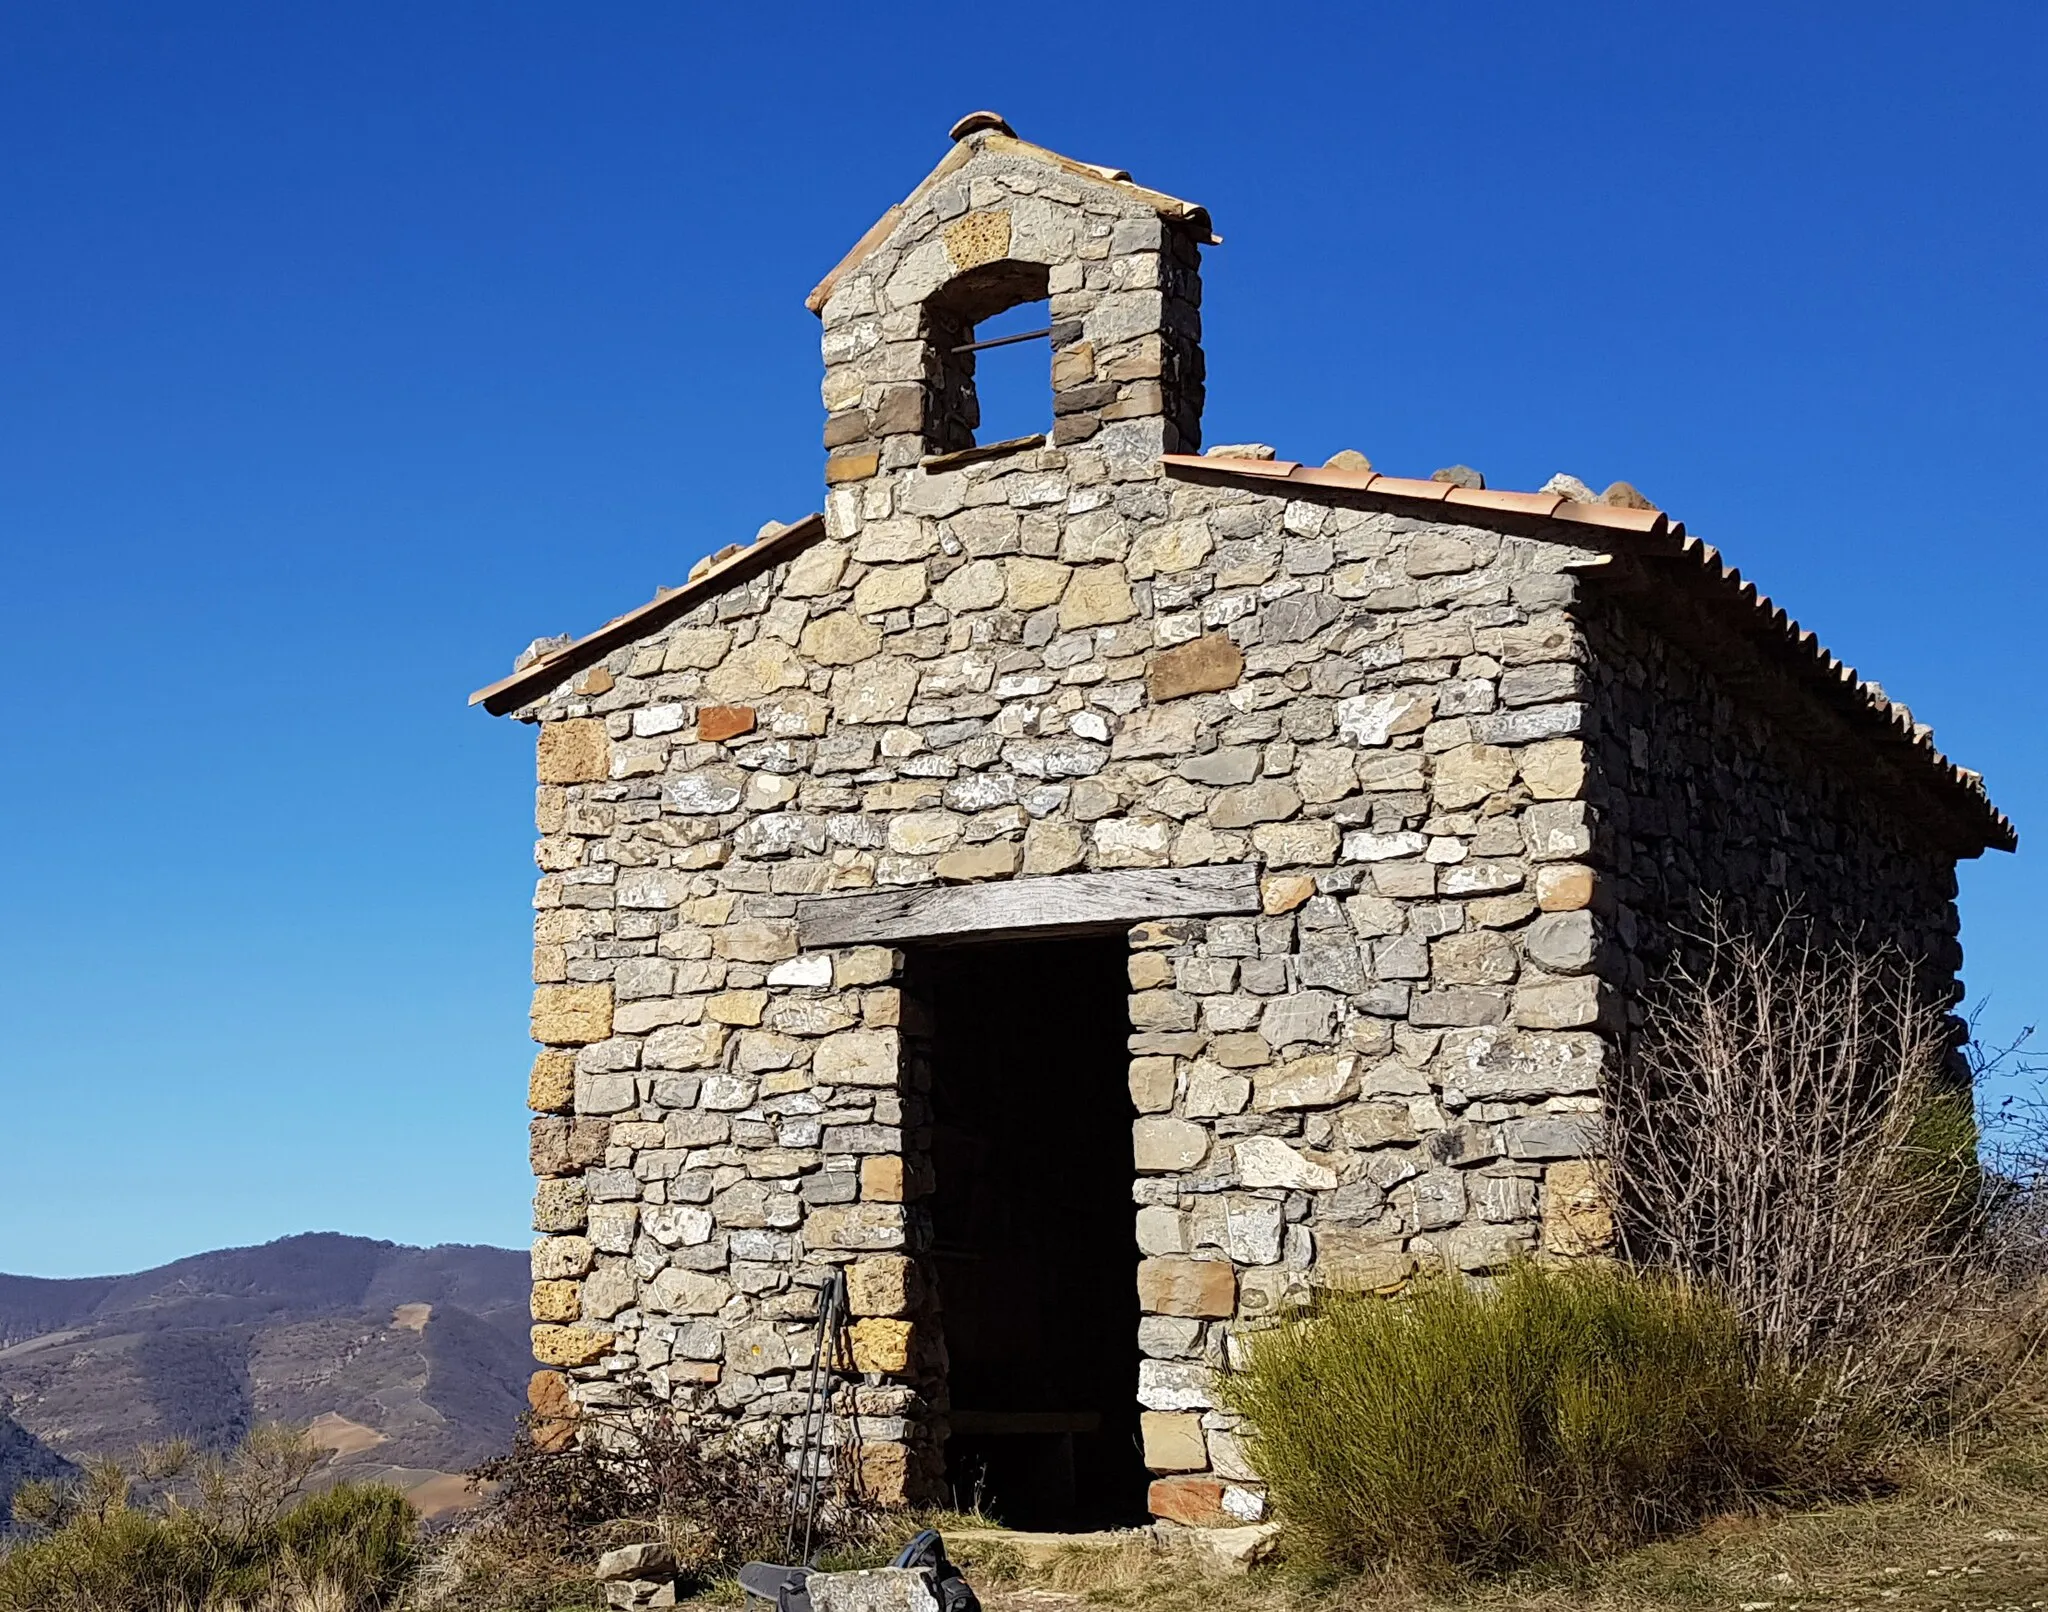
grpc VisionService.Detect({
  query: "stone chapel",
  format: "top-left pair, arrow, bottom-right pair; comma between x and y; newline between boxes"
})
472,114 -> 2016,1532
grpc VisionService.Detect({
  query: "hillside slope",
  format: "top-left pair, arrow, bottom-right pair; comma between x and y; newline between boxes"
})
0,1409 -> 76,1520
0,1234 -> 533,1516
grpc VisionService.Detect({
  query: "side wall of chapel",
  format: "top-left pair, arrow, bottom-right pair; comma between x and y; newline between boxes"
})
1577,590 -> 1966,1032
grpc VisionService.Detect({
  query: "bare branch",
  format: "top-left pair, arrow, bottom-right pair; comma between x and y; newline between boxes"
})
1603,903 -> 1994,1416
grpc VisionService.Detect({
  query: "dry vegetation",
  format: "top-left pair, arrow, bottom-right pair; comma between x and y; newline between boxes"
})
0,1423 -> 417,1611
1606,908 -> 2003,1413
966,1435 -> 2048,1612
405,1406 -> 886,1612
12,914 -> 2048,1611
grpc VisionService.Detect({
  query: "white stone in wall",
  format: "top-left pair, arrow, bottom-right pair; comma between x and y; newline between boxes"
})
1138,1360 -> 1216,1411
1233,1137 -> 1337,1191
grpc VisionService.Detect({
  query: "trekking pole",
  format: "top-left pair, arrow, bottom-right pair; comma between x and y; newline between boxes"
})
785,1267 -> 849,1565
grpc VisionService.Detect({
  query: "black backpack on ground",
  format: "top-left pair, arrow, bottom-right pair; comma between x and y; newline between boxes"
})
738,1528 -> 981,1612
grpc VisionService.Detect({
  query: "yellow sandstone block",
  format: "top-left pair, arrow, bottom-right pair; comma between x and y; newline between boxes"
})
536,719 -> 609,784
849,1318 -> 913,1374
1140,1411 -> 1208,1473
861,1156 -> 906,1202
1127,952 -> 1173,990
1536,863 -> 1596,912
825,451 -> 880,484
1059,564 -> 1137,630
1542,1160 -> 1616,1256
532,1178 -> 587,1233
529,1051 -> 576,1112
706,990 -> 768,1026
529,1324 -> 613,1368
859,1442 -> 910,1504
945,210 -> 1011,273
530,1280 -> 581,1323
847,1256 -> 916,1317
531,984 -> 613,1045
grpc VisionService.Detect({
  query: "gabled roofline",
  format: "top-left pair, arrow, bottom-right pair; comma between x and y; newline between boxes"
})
473,453 -> 2012,855
1163,454 -> 2016,857
804,128 -> 1217,317
468,514 -> 825,717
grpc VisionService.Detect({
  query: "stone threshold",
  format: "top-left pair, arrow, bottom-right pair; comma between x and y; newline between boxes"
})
943,1527 -> 1151,1568
944,1524 -> 1278,1574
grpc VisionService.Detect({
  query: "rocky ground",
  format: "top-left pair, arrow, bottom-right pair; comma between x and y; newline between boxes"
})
640,1447 -> 2048,1612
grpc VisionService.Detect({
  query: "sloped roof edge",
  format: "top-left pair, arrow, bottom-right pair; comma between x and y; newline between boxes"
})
469,514 -> 826,717
1162,453 -> 2016,856
804,130 -> 1216,317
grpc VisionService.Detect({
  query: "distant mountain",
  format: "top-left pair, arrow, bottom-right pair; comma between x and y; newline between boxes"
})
0,1234 -> 532,1517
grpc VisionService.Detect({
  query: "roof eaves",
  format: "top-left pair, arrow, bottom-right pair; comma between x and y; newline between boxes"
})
1159,454 -> 2014,855
469,514 -> 827,718
804,134 -> 979,315
1644,521 -> 2018,855
805,203 -> 910,317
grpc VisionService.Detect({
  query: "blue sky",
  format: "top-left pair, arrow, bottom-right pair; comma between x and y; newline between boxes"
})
2,3 -> 2042,1277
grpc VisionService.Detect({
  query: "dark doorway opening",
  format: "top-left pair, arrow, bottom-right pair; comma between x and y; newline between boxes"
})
911,933 -> 1149,1531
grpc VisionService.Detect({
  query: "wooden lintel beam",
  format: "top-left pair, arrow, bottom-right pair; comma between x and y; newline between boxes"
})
796,865 -> 1261,949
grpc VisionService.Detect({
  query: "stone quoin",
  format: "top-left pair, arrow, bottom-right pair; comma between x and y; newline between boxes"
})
474,116 -> 2016,1532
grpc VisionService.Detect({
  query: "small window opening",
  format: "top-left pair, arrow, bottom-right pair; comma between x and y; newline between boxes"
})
923,261 -> 1051,462
961,300 -> 1051,450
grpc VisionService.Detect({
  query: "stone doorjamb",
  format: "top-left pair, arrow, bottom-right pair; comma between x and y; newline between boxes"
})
791,864 -> 1262,1507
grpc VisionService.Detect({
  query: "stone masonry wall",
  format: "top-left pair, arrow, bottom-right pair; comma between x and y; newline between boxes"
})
515,447 -> 1627,1522
1578,593 -> 1965,1023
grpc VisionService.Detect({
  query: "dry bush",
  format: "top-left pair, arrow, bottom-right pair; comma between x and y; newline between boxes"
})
1974,1023 -> 2048,1279
419,1407 -> 883,1610
0,1424 -> 416,1612
1604,906 -> 2000,1419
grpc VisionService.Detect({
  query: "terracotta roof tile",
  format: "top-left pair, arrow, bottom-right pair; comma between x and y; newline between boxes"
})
1161,452 -> 2014,855
1442,486 -> 1561,519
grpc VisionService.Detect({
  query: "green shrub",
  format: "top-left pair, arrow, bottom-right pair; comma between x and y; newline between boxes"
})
0,1426 -> 418,1612
1902,1086 -> 1987,1246
1221,1262 -> 1879,1579
0,1504 -> 208,1611
274,1482 -> 420,1605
